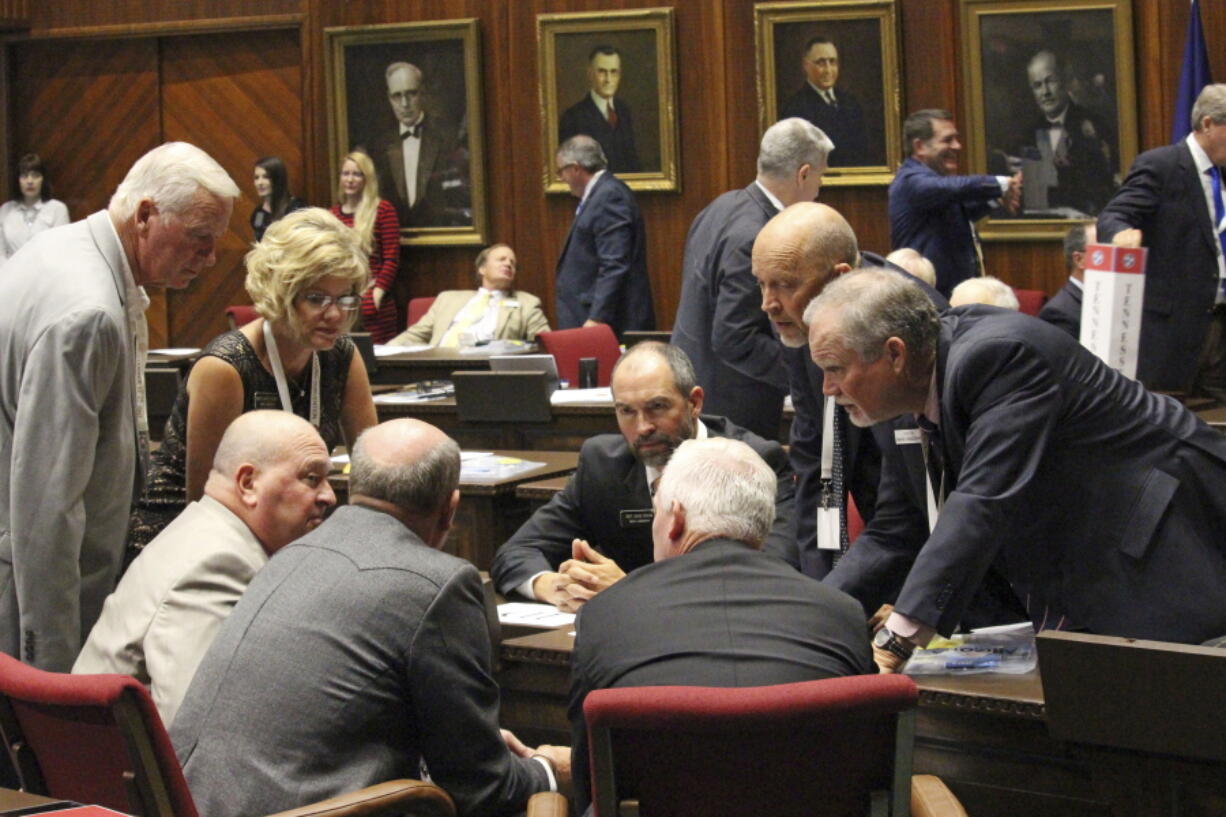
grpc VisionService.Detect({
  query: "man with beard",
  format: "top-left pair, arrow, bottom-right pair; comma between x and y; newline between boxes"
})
490,342 -> 797,611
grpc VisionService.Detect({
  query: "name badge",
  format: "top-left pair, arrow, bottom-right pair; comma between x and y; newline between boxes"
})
816,507 -> 841,550
253,392 -> 282,410
619,509 -> 654,527
894,428 -> 922,445
503,300 -> 520,309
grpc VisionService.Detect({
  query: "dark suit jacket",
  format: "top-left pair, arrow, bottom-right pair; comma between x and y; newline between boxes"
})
1037,277 -> 1082,338
555,171 -> 655,332
568,537 -> 875,814
672,183 -> 787,440
832,307 -> 1226,644
374,116 -> 468,228
172,505 -> 549,817
889,157 -> 1004,296
558,95 -> 640,173
1097,141 -> 1220,390
489,415 -> 798,595
1022,103 -> 1114,215
778,84 -> 873,167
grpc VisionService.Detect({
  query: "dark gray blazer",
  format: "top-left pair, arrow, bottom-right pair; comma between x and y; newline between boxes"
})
172,505 -> 549,817
1037,278 -> 1082,338
672,183 -> 787,440
831,307 -> 1226,643
489,415 -> 798,595
569,537 -> 874,814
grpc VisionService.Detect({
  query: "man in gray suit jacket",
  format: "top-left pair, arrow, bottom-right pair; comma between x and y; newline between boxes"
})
672,118 -> 831,439
0,142 -> 237,671
172,419 -> 568,817
74,412 -> 336,727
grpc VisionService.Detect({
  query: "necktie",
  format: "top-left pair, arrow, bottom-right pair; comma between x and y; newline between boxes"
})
439,291 -> 492,348
401,124 -> 422,139
1209,167 -> 1226,260
824,90 -> 838,109
830,404 -> 849,554
607,103 -> 618,128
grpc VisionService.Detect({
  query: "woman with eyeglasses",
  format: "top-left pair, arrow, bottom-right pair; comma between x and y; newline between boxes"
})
331,150 -> 401,343
128,207 -> 377,551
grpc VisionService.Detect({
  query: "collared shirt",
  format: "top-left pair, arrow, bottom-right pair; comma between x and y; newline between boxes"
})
444,287 -> 506,344
1185,131 -> 1226,283
1067,275 -> 1084,292
1043,108 -> 1068,153
589,91 -> 615,118
805,81 -> 836,107
753,180 -> 785,212
400,116 -> 425,207
578,169 -> 606,211
0,198 -> 70,262
103,214 -> 151,473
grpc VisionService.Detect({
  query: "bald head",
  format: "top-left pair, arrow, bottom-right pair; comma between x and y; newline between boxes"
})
752,202 -> 860,347
206,411 -> 335,554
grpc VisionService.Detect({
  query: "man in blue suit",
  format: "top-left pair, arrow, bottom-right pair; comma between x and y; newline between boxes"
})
889,109 -> 1021,296
812,269 -> 1226,671
553,135 -> 654,333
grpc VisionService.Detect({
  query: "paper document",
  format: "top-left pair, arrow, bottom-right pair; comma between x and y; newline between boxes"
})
498,603 -> 576,628
374,343 -> 430,357
551,387 -> 612,404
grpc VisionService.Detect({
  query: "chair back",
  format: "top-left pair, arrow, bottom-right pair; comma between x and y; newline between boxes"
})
536,325 -> 621,388
225,305 -> 259,330
0,653 -> 196,817
1012,288 -> 1048,316
407,297 -> 436,327
585,675 -> 918,817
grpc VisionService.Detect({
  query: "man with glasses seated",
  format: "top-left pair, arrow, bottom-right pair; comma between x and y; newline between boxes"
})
127,208 -> 377,555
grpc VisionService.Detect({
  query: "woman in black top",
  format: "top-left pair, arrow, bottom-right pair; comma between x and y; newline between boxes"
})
250,155 -> 305,242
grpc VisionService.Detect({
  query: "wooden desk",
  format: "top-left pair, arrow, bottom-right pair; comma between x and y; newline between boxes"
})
375,397 -> 619,450
515,476 -> 571,505
331,450 -> 577,569
0,788 -> 69,813
495,629 -> 1116,817
370,345 -> 535,386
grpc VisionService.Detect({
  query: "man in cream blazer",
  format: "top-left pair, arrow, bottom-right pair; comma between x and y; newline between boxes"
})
390,243 -> 550,347
74,412 -> 336,727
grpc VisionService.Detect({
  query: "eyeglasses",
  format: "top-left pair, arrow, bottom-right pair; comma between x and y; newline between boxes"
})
299,292 -> 361,312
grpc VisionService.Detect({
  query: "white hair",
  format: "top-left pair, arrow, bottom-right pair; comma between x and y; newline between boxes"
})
655,438 -> 776,548
949,276 -> 1020,310
885,248 -> 937,288
108,142 -> 239,222
757,118 -> 835,179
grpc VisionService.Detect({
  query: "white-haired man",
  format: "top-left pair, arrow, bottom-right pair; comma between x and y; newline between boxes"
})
0,142 -> 238,670
567,436 -> 873,815
949,275 -> 1019,309
74,411 -> 335,727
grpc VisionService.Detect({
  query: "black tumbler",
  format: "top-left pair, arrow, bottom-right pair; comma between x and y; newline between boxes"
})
578,357 -> 598,389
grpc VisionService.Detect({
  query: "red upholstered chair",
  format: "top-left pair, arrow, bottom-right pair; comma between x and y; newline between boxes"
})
0,653 -> 455,817
536,325 -> 622,388
407,296 -> 437,327
225,304 -> 259,330
1012,288 -> 1049,317
584,675 -> 968,817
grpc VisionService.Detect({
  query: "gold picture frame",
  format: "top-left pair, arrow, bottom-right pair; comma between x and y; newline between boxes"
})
755,0 -> 903,187
538,7 -> 680,194
959,0 -> 1138,240
324,19 -> 487,247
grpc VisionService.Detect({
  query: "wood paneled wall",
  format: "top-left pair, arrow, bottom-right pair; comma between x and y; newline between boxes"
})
4,0 -> 1225,345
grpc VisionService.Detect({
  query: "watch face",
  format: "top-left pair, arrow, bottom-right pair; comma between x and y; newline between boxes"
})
873,628 -> 892,648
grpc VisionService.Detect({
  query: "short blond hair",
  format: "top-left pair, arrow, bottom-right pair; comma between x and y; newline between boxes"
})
245,207 -> 370,338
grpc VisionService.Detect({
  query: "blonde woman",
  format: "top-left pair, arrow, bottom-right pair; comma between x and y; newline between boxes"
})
129,207 -> 378,549
330,151 -> 401,342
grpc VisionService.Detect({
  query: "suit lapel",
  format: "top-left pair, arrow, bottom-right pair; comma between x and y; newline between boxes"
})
743,182 -> 779,220
1178,142 -> 1219,256
417,122 -> 442,204
385,141 -> 408,205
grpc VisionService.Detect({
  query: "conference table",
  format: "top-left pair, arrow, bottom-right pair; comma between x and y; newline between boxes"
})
368,345 -> 536,386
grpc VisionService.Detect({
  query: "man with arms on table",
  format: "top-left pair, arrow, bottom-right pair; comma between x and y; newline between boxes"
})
74,411 -> 335,727
490,342 -> 796,611
672,117 -> 831,440
0,141 -> 238,670
809,269 -> 1226,672
172,419 -> 567,817
554,134 -> 655,333
567,436 -> 874,815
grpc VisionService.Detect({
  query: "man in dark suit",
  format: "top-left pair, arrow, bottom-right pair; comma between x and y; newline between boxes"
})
810,269 -> 1226,672
1038,223 -> 1093,337
374,61 -> 469,228
778,36 -> 873,167
568,435 -> 874,814
490,342 -> 796,609
557,45 -> 640,173
889,109 -> 1021,295
172,420 -> 568,817
1098,83 -> 1226,394
752,202 -> 949,580
672,118 -> 831,440
553,135 -> 654,332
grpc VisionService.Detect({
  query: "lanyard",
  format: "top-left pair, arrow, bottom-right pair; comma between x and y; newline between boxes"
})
920,432 -> 944,533
820,395 -> 834,481
263,319 -> 320,428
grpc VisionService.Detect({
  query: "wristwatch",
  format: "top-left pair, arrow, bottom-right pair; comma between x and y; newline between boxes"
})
873,627 -> 916,661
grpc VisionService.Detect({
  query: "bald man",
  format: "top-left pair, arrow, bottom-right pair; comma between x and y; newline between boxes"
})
74,411 -> 335,727
173,419 -> 567,817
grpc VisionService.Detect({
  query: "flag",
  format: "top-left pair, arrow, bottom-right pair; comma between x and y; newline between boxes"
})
1172,0 -> 1213,143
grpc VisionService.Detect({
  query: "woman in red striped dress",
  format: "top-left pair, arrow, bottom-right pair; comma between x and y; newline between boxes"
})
330,150 -> 401,342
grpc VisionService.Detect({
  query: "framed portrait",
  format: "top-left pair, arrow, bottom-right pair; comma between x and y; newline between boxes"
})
538,7 -> 679,194
959,0 -> 1137,240
755,0 -> 902,187
324,19 -> 487,247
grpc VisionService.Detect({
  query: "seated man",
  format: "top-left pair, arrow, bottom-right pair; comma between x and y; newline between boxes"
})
490,342 -> 797,609
1038,223 -> 1093,338
172,419 -> 568,817
568,437 -> 874,814
73,411 -> 334,727
389,243 -> 550,347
